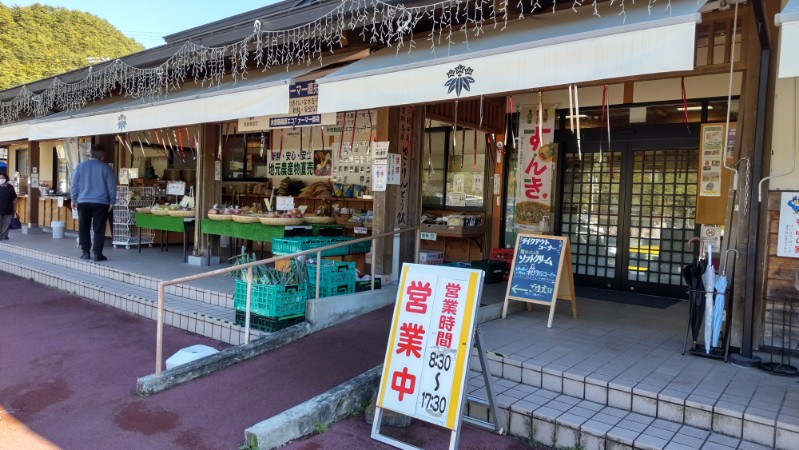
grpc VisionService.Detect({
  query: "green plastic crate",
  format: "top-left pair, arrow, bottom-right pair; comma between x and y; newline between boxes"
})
233,279 -> 307,317
309,281 -> 355,298
348,240 -> 371,253
271,236 -> 350,256
305,259 -> 356,286
235,311 -> 304,332
355,278 -> 382,292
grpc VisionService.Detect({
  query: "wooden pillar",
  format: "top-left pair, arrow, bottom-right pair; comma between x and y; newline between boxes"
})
397,107 -> 423,266
25,140 -> 41,229
373,108 -> 398,276
198,124 -> 222,257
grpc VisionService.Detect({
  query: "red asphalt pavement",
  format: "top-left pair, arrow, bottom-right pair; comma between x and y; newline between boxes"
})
0,271 -> 540,449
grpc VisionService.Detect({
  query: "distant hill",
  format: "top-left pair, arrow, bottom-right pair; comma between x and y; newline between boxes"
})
0,3 -> 144,90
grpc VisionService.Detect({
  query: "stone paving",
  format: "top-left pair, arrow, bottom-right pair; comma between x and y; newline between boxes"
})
2,228 -> 798,449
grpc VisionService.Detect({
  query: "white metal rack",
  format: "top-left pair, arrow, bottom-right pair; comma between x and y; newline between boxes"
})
113,186 -> 155,249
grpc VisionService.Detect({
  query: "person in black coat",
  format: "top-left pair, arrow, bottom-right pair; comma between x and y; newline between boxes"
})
0,173 -> 17,240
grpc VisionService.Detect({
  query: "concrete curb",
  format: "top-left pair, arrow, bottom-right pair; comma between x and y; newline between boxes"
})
244,365 -> 383,450
136,321 -> 312,396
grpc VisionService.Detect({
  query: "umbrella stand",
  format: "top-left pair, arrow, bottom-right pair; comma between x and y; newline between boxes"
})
681,245 -> 737,362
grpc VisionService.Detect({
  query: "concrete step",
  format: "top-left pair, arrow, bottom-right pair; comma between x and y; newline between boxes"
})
466,351 -> 797,449
0,242 -> 399,346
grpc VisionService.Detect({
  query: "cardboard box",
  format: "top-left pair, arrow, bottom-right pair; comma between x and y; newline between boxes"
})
344,253 -> 366,275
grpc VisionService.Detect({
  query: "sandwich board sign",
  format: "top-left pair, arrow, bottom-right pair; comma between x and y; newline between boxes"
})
501,233 -> 577,327
372,263 -> 505,449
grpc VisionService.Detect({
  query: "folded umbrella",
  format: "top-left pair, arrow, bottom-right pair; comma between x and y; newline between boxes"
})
712,275 -> 728,348
682,256 -> 707,345
701,244 -> 716,354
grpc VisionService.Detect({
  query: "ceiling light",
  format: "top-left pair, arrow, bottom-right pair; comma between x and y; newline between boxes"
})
677,106 -> 713,111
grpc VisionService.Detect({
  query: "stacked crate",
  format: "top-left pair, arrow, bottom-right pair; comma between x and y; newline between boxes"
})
233,280 -> 307,332
305,259 -> 356,297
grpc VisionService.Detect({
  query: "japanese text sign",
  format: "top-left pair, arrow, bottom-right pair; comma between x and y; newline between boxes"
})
502,233 -> 576,327
276,196 -> 295,211
377,264 -> 484,430
507,234 -> 565,304
166,181 -> 186,196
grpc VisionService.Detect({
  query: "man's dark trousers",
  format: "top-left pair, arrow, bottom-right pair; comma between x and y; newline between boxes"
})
78,203 -> 110,256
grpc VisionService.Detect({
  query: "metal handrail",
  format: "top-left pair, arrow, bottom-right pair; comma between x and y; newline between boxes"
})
155,226 -> 420,374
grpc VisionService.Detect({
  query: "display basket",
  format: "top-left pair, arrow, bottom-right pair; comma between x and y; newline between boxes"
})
136,207 -> 152,214
168,210 -> 195,217
151,209 -> 170,216
233,279 -> 307,317
232,215 -> 261,224
259,217 -> 305,226
207,213 -> 232,221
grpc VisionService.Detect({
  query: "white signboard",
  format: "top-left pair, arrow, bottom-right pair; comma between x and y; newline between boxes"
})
372,161 -> 387,192
700,224 -> 723,250
166,181 -> 185,196
354,226 -> 369,235
372,141 -> 390,159
276,196 -> 295,211
449,192 -> 466,207
777,192 -> 799,258
376,264 -> 483,430
387,153 -> 402,185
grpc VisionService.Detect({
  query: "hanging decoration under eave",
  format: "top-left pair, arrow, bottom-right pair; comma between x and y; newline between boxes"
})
0,0 -> 668,125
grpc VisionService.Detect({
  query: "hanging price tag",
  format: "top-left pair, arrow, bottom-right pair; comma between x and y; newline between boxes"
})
421,232 -> 437,241
354,226 -> 368,235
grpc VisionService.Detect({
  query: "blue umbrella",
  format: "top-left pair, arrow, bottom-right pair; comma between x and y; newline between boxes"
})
712,249 -> 739,348
711,276 -> 727,348
701,244 -> 715,354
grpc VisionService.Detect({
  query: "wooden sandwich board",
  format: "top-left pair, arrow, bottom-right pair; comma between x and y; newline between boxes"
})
501,233 -> 576,327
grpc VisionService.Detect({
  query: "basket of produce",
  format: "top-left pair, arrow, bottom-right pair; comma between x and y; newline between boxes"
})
258,208 -> 304,226
303,215 -> 336,224
208,213 -> 232,221
232,215 -> 262,224
151,208 -> 170,216
260,217 -> 304,226
168,209 -> 195,217
136,207 -> 151,214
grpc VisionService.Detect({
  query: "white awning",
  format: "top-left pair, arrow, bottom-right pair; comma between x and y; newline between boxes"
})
317,0 -> 705,113
0,121 -> 31,143
26,50 -> 367,141
776,0 -> 799,78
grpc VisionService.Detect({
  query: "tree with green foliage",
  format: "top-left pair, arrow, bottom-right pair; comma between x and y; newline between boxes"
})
0,3 -> 144,90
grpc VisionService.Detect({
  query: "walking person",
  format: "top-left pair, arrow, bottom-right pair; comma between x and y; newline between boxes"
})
71,144 -> 116,261
0,173 -> 17,240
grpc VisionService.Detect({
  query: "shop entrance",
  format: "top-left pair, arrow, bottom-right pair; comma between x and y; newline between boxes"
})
558,125 -> 700,298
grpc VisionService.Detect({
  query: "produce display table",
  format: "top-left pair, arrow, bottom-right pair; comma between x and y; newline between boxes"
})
201,219 -> 339,242
135,212 -> 195,262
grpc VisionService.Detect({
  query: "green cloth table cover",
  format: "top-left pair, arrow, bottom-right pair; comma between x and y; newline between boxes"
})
201,219 -> 339,242
135,212 -> 189,232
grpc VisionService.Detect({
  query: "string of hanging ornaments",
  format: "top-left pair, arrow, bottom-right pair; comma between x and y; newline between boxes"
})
0,0 -> 670,125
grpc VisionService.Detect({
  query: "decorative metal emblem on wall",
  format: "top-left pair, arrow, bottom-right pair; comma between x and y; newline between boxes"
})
445,65 -> 475,97
117,114 -> 127,131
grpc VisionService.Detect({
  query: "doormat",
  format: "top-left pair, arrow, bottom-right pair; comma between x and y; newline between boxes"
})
575,286 -> 681,309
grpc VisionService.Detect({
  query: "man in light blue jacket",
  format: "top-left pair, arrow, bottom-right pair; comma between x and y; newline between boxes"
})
71,144 -> 116,262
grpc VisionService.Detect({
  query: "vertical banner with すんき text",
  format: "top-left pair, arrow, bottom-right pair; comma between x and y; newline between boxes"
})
516,105 -> 556,232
